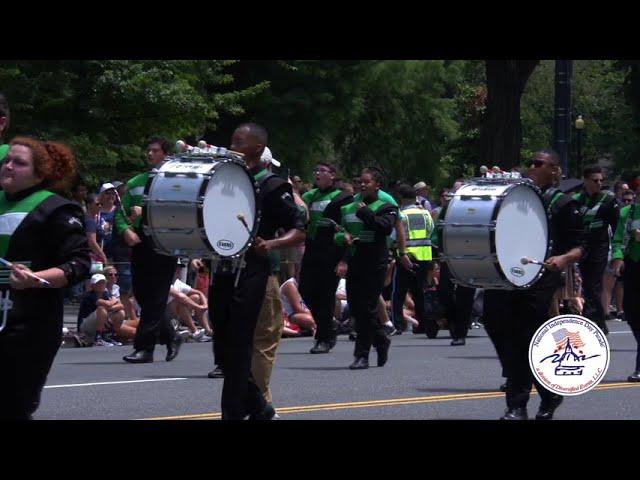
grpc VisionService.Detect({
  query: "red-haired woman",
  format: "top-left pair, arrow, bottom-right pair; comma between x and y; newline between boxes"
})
0,136 -> 91,419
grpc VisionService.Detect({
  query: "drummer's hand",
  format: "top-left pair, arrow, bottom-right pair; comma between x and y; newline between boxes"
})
357,202 -> 367,210
544,255 -> 568,272
191,259 -> 205,271
9,264 -> 41,290
343,233 -> 354,247
129,206 -> 143,222
635,229 -> 640,242
123,228 -> 142,247
612,259 -> 624,277
335,261 -> 348,278
400,254 -> 415,271
253,237 -> 271,257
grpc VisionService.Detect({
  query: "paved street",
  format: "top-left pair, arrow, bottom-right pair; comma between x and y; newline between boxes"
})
39,319 -> 640,420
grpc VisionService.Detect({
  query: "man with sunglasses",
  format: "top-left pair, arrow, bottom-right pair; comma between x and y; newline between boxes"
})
486,149 -> 585,420
300,162 -> 353,354
572,165 -> 619,335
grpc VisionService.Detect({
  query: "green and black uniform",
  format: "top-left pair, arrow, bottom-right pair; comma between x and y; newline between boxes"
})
611,201 -> 640,373
299,185 -> 352,349
0,183 -> 91,419
335,193 -> 398,364
210,166 -> 306,420
572,189 -> 618,332
484,186 -> 586,415
114,168 -> 179,355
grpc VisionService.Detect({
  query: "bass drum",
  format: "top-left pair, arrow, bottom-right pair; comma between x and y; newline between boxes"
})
440,179 -> 549,290
143,155 -> 259,258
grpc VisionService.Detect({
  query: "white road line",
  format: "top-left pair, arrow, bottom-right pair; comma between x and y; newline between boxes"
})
44,378 -> 188,389
609,331 -> 633,334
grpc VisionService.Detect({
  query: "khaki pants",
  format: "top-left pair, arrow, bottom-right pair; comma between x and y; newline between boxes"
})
251,275 -> 284,404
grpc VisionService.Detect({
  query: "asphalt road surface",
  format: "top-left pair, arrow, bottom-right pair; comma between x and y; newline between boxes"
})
39,320 -> 640,420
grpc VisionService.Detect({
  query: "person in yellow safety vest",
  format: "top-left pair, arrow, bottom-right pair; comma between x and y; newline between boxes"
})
390,184 -> 438,336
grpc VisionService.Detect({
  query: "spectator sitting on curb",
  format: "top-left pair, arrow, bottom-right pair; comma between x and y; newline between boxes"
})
280,277 -> 316,336
77,274 -> 125,346
167,265 -> 211,341
103,266 -> 138,342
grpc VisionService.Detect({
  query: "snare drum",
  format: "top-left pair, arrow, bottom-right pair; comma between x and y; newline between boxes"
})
440,179 -> 549,289
143,155 -> 259,258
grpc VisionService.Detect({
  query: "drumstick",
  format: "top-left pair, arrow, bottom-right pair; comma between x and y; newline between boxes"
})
0,257 -> 51,286
520,257 -> 549,268
237,214 -> 252,235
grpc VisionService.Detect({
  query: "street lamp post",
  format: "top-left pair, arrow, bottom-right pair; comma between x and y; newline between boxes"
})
575,115 -> 585,177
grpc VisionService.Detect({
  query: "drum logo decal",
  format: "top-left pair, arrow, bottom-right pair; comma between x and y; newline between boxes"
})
171,184 -> 181,191
529,315 -> 609,396
217,239 -> 234,250
510,266 -> 525,277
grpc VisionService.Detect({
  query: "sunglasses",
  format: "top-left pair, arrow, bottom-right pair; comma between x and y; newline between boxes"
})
529,159 -> 552,168
106,273 -> 118,277
314,168 -> 332,174
623,198 -> 634,203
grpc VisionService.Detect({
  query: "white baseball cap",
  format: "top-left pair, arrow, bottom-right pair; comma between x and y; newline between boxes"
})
99,182 -> 116,193
91,273 -> 107,285
261,147 -> 281,168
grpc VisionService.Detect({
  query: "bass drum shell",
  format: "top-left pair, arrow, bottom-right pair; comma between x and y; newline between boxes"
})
442,181 -> 548,289
143,158 -> 258,258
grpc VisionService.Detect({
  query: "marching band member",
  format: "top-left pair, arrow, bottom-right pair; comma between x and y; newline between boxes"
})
335,167 -> 398,370
0,137 -> 91,419
116,136 -> 183,364
485,150 -> 586,420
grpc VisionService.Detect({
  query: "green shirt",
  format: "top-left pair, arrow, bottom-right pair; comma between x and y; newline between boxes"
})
114,172 -> 149,234
612,203 -> 640,262
353,189 -> 398,207
0,144 -> 9,163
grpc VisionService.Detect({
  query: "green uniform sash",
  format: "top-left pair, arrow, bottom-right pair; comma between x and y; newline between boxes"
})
0,190 -> 55,257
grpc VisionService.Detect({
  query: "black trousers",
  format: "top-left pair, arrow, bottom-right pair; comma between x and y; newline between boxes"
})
299,255 -> 340,343
131,235 -> 177,352
347,262 -> 387,359
482,290 -> 509,378
391,260 -> 434,331
438,262 -> 475,340
623,259 -> 640,372
209,259 -> 269,420
0,328 -> 61,420
492,277 -> 560,409
579,259 -> 607,332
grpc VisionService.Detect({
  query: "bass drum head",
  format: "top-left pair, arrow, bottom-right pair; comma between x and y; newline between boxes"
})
495,184 -> 548,287
202,162 -> 257,257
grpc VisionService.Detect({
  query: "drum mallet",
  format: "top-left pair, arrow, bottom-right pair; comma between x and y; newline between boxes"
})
520,257 -> 549,268
0,258 -> 51,286
237,214 -> 253,235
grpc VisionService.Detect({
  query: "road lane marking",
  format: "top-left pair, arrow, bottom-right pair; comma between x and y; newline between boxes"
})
142,381 -> 640,420
45,378 -> 188,389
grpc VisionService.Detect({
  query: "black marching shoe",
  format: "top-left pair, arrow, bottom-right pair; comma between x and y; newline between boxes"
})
310,341 -> 331,354
500,407 -> 528,420
166,334 -> 184,362
450,338 -> 466,346
208,366 -> 224,378
123,350 -> 153,364
249,403 -> 279,421
349,357 -> 369,370
536,395 -> 564,420
376,336 -> 391,367
499,383 -> 507,392
627,371 -> 640,382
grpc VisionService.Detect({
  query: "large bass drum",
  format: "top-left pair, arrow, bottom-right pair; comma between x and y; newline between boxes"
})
440,179 -> 549,290
142,154 -> 259,258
